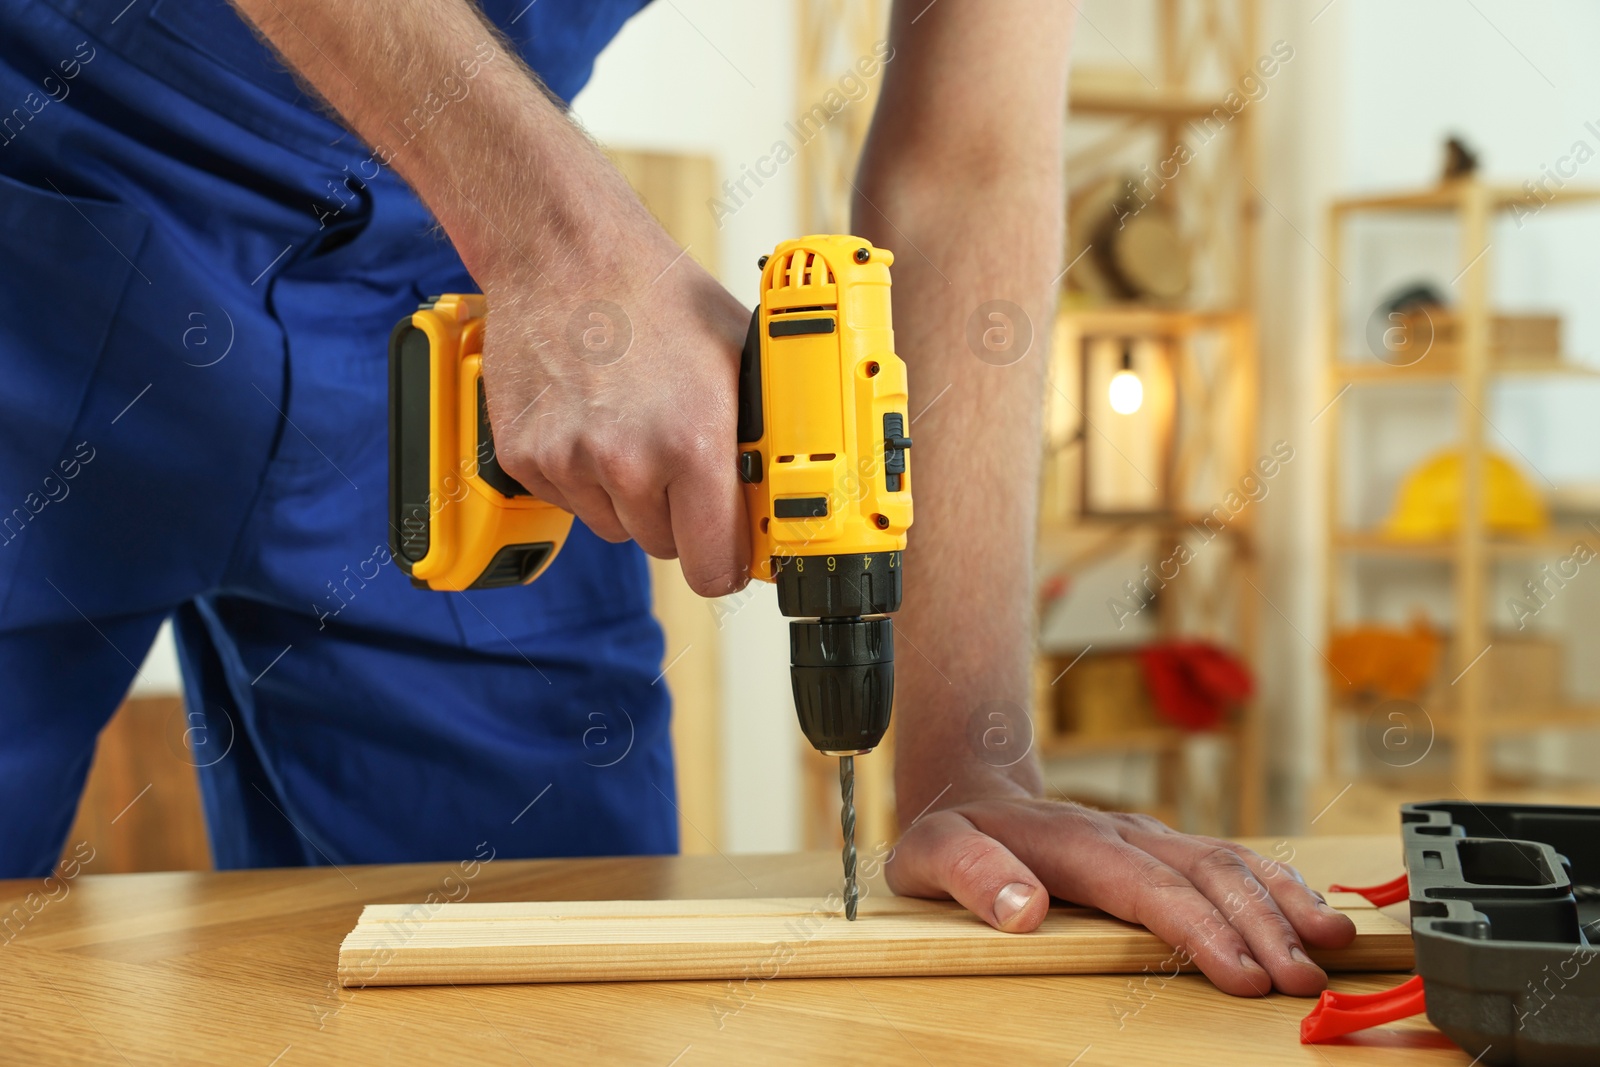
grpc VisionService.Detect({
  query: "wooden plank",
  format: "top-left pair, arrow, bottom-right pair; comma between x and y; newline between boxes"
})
338,892 -> 1411,987
1334,526 -> 1600,560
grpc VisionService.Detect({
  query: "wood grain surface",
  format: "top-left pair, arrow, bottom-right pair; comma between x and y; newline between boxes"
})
339,892 -> 1410,987
0,836 -> 1477,1066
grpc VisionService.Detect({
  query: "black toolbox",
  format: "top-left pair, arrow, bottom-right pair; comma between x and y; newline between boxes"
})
1404,801 -> 1600,1066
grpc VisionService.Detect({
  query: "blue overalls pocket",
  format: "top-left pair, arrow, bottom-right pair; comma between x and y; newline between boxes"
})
0,170 -> 147,618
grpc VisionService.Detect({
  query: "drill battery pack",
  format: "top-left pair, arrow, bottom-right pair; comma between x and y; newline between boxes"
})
388,293 -> 573,591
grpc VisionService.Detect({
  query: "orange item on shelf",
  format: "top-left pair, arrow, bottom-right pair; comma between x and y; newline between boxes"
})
1327,618 -> 1442,701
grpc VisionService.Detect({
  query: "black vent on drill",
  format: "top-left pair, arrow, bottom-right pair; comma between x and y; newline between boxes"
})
470,542 -> 555,589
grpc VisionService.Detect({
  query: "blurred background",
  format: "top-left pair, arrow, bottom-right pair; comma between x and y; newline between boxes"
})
86,0 -> 1600,871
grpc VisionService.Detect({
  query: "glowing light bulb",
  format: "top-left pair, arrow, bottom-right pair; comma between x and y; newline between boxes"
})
1108,368 -> 1143,415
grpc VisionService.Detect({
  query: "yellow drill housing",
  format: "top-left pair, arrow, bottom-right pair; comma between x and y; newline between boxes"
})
739,235 -> 912,584
737,236 -> 912,758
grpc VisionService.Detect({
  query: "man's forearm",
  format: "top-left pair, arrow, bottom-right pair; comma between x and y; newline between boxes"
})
230,0 -> 654,284
854,1 -> 1075,821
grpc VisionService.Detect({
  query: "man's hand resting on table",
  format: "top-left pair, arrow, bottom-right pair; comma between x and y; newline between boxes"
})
885,796 -> 1356,997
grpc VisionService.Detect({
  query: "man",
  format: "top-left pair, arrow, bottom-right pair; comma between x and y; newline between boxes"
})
0,0 -> 1350,997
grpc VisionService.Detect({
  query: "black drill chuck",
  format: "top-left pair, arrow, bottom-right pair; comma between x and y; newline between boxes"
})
790,617 -> 894,753
774,552 -> 901,755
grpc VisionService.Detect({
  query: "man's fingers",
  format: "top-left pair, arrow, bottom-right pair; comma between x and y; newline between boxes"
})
665,455 -> 750,598
1192,836 -> 1358,950
497,460 -> 572,515
1132,827 -> 1357,951
602,482 -> 679,560
885,811 -> 1049,932
962,804 -> 1272,996
1037,842 -> 1272,995
557,482 -> 630,544
1133,833 -> 1329,997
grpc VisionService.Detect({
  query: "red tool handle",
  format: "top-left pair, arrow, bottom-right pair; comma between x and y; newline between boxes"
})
1329,871 -> 1409,907
1301,975 -> 1427,1043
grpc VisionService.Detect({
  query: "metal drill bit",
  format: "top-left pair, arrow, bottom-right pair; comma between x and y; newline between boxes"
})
840,755 -> 858,920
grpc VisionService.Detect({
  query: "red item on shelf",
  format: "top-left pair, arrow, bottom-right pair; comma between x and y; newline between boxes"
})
1301,975 -> 1427,1043
1137,641 -> 1255,730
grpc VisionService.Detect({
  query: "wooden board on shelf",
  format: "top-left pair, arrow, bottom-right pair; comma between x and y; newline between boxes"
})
338,892 -> 1411,988
1332,356 -> 1600,384
1399,311 -> 1560,361
1052,650 -> 1163,737
1066,67 -> 1239,120
1333,183 -> 1600,215
1333,526 -> 1600,559
1439,634 -> 1563,715
1329,696 -> 1600,738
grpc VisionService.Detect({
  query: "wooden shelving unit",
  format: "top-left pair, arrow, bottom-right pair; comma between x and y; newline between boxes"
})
1039,309 -> 1262,832
1035,0 -> 1265,834
1322,177 -> 1600,796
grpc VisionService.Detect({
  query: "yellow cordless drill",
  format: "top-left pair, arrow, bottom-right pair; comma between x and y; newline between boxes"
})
388,236 -> 913,918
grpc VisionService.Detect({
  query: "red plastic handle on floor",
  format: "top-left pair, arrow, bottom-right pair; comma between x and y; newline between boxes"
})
1301,975 -> 1427,1043
1329,871 -> 1409,907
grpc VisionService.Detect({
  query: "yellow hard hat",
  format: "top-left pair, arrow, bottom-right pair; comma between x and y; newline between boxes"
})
1385,449 -> 1547,540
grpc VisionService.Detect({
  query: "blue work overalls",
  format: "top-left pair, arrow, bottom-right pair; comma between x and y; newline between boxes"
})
0,0 -> 675,878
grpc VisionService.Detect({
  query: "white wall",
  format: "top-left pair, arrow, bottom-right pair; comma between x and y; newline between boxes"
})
130,620 -> 183,696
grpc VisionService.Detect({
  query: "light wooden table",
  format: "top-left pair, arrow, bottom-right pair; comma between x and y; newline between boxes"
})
1,835 -> 1471,1066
